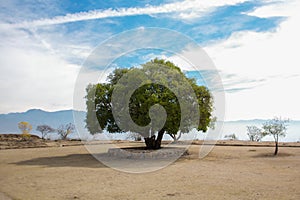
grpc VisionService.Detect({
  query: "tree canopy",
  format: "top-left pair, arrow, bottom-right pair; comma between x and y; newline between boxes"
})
57,123 -> 75,140
246,125 -> 262,142
36,125 -> 55,139
262,117 -> 289,155
18,121 -> 32,139
86,59 -> 213,149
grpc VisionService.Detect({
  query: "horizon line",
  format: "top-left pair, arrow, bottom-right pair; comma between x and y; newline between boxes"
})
1,108 -> 298,122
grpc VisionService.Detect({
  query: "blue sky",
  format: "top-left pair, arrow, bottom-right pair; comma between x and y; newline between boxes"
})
0,0 -> 299,120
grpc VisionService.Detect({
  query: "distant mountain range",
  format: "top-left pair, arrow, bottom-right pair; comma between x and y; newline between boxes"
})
0,109 -> 86,134
224,119 -> 268,123
1,109 -> 299,141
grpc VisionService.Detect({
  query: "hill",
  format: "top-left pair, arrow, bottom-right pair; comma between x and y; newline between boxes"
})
0,109 -> 86,136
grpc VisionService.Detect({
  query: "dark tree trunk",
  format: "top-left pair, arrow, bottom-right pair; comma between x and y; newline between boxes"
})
274,141 -> 278,155
169,133 -> 176,141
168,132 -> 182,142
175,132 -> 182,141
145,135 -> 156,149
274,134 -> 279,156
155,129 -> 164,149
144,129 -> 165,149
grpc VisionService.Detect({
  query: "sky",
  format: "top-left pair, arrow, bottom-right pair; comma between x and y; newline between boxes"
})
0,0 -> 299,121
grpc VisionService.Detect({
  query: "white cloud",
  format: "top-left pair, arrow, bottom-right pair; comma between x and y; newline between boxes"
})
1,0 -> 298,121
0,25 -> 82,113
203,0 -> 300,120
247,0 -> 299,18
8,0 -> 247,28
0,47 -> 80,113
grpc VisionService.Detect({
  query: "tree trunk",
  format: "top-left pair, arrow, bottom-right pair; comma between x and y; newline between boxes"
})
168,132 -> 182,142
274,134 -> 279,156
169,133 -> 176,141
155,129 -> 164,149
144,135 -> 156,149
274,141 -> 278,155
176,132 -> 182,141
144,129 -> 164,149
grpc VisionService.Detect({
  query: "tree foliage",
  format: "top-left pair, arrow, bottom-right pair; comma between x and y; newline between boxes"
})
224,133 -> 238,140
57,123 -> 75,140
36,125 -> 55,139
126,132 -> 142,141
18,121 -> 32,139
246,125 -> 262,142
261,117 -> 289,155
86,59 -> 214,149
85,84 -> 104,134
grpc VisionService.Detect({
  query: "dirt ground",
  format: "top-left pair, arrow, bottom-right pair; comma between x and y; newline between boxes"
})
0,142 -> 299,200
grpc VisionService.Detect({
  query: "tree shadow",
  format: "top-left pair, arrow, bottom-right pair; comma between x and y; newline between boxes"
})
252,152 -> 293,158
12,153 -> 109,168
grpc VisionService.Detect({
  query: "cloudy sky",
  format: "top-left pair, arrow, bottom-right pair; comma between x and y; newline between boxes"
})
0,0 -> 299,121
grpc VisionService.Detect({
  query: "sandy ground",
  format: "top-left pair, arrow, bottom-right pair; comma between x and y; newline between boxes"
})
0,143 -> 299,200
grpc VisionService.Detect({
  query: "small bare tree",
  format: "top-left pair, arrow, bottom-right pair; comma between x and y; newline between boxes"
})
261,117 -> 289,155
36,125 -> 55,140
224,133 -> 238,140
246,126 -> 262,142
126,132 -> 142,141
57,123 -> 75,140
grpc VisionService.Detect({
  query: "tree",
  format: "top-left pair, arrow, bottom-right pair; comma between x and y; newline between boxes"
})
126,132 -> 142,141
86,59 -> 213,149
261,117 -> 289,155
168,131 -> 182,141
57,123 -> 75,140
85,84 -> 103,134
168,89 -> 215,142
18,121 -> 32,138
36,125 -> 55,140
246,125 -> 262,142
224,133 -> 238,140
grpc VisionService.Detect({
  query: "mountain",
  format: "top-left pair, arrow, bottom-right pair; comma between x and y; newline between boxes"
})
0,109 -> 86,135
1,109 -> 299,141
225,119 -> 268,123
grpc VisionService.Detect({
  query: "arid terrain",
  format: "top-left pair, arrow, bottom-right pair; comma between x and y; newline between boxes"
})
0,135 -> 299,200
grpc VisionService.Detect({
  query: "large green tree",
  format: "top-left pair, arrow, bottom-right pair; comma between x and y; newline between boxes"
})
86,59 -> 213,149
